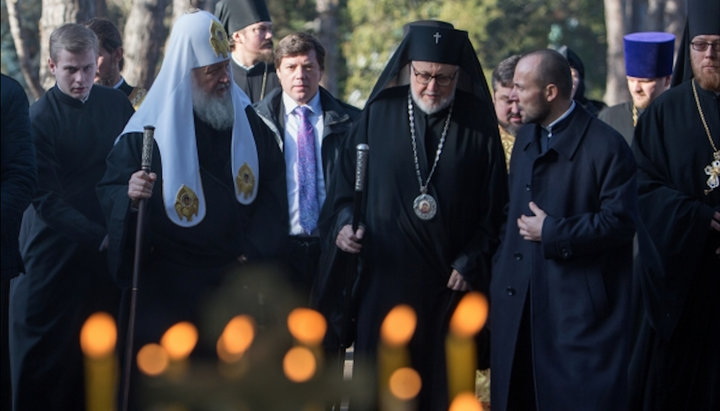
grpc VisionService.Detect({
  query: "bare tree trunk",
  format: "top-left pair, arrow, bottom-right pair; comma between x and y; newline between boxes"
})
663,0 -> 685,57
123,0 -> 169,89
6,0 -> 44,99
38,0 -> 97,90
603,0 -> 629,105
647,0 -> 665,31
172,0 -> 207,22
316,0 -> 338,95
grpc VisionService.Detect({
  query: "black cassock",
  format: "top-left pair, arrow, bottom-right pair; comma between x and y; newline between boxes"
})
321,86 -> 507,410
630,79 -> 720,409
10,85 -> 133,410
97,109 -> 289,369
231,59 -> 280,104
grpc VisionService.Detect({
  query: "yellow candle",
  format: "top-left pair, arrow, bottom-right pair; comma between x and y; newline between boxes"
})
379,305 -> 417,411
446,292 -> 488,403
445,333 -> 476,400
80,311 -> 117,411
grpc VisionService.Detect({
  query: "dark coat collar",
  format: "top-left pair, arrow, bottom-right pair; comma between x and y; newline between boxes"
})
521,104 -> 593,160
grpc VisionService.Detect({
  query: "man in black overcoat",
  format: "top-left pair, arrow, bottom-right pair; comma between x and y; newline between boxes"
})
490,49 -> 637,411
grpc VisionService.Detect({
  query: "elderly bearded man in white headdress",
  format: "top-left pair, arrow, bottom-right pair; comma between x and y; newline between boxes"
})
97,8 -> 288,386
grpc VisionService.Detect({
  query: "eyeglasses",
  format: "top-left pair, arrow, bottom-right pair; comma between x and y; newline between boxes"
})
690,41 -> 720,52
410,64 -> 457,86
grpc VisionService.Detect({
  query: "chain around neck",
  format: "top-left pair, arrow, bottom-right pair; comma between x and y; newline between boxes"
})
407,90 -> 453,194
692,78 -> 720,157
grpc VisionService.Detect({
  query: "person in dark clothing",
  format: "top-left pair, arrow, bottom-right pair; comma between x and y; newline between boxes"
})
491,49 -> 637,411
558,45 -> 607,116
322,21 -> 507,410
9,24 -> 134,411
215,0 -> 280,102
599,32 -> 674,145
253,33 -> 359,306
1,73 -> 37,411
629,1 -> 720,409
84,17 -> 146,108
97,10 -> 288,405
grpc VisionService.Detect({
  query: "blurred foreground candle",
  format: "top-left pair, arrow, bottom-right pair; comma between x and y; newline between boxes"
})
287,307 -> 327,366
80,311 -> 117,411
283,346 -> 317,382
449,392 -> 484,411
160,321 -> 198,378
379,305 -> 417,410
217,315 -> 255,362
446,292 -> 488,404
137,343 -> 170,376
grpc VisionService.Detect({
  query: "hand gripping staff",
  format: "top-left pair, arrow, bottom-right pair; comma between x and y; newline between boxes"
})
334,143 -> 369,409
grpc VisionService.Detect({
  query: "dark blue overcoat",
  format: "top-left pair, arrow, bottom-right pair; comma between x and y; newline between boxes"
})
490,105 -> 637,411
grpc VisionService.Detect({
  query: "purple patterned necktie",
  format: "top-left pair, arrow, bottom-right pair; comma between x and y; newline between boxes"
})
296,106 -> 319,234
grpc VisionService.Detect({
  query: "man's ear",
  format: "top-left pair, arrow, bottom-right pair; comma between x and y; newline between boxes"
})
48,58 -> 57,75
662,75 -> 671,88
113,46 -> 124,61
544,83 -> 558,103
232,30 -> 243,45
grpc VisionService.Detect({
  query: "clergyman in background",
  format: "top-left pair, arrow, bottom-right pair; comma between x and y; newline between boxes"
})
599,32 -> 674,144
215,0 -> 280,102
491,54 -> 522,170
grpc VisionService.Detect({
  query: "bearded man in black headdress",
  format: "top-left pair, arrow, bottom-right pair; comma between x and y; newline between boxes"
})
630,0 -> 720,408
318,21 -> 507,410
215,0 -> 280,102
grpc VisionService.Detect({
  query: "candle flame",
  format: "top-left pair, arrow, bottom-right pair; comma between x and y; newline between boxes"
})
283,346 -> 316,382
449,392 -> 483,411
217,315 -> 255,363
389,367 -> 422,400
137,343 -> 169,376
80,312 -> 117,358
449,292 -> 488,338
160,321 -> 198,360
287,307 -> 327,345
380,304 -> 417,346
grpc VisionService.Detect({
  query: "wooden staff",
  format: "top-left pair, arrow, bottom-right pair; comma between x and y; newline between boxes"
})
120,125 -> 155,411
334,143 -> 369,409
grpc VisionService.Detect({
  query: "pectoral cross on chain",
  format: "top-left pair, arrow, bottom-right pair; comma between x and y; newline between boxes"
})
433,32 -> 442,44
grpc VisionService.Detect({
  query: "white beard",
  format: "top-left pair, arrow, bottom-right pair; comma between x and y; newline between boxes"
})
411,86 -> 456,115
192,84 -> 234,131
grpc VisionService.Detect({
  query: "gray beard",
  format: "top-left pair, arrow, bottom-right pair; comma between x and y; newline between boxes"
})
411,86 -> 455,115
192,85 -> 234,131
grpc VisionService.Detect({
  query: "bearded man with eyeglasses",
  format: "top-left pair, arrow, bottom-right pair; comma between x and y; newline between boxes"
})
320,20 -> 507,410
630,0 -> 720,409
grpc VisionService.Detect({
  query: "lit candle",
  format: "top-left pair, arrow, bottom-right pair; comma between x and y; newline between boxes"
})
159,321 -> 198,379
80,311 -> 117,411
217,315 -> 255,378
379,304 -> 417,410
446,292 -> 488,404
287,307 -> 327,369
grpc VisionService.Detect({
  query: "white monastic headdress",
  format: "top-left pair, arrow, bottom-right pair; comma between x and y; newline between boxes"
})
120,10 -> 259,227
